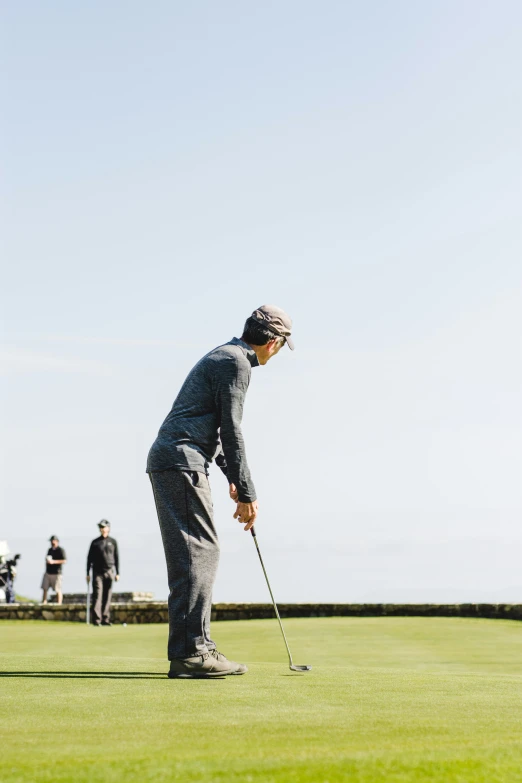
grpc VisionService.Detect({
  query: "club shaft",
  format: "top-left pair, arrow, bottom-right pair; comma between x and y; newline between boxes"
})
251,527 -> 293,666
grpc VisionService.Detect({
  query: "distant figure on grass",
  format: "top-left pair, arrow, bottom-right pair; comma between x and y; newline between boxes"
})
147,305 -> 293,679
41,536 -> 67,605
86,520 -> 120,626
0,542 -> 21,604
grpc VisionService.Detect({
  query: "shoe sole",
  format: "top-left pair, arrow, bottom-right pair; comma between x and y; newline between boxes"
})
168,669 -> 235,679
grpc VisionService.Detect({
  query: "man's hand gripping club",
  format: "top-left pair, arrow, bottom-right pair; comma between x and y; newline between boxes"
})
229,483 -> 258,531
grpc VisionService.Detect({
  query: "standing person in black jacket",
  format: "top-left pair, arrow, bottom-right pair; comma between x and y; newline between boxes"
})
86,520 -> 120,626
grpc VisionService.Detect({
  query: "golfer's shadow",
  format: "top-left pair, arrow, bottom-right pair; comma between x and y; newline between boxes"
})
0,671 -> 226,680
0,671 -> 163,679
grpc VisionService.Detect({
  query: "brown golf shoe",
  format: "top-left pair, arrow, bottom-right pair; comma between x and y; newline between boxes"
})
168,650 -> 246,679
208,648 -> 248,675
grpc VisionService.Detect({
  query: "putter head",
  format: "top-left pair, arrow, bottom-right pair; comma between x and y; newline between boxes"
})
290,664 -> 312,672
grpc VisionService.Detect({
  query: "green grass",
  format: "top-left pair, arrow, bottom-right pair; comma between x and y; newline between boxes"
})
2,617 -> 522,782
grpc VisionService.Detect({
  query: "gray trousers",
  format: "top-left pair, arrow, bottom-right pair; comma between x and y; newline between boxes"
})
92,571 -> 114,625
149,469 -> 219,660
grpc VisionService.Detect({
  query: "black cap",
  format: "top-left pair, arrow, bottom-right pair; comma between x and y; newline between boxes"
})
98,519 -> 110,528
49,535 -> 58,541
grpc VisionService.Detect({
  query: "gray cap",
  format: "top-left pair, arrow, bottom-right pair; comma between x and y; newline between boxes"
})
98,519 -> 110,528
250,304 -> 294,350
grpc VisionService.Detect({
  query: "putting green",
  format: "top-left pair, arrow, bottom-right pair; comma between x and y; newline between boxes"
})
2,617 -> 522,782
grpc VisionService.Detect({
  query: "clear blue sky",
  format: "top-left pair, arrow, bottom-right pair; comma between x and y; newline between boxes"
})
2,1 -> 521,602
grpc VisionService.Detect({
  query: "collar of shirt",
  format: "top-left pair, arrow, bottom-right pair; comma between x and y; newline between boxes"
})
229,337 -> 260,368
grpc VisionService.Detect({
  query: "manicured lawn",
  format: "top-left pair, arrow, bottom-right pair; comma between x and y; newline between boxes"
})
2,617 -> 522,782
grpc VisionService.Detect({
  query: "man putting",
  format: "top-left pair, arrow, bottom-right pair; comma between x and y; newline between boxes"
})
147,305 -> 293,679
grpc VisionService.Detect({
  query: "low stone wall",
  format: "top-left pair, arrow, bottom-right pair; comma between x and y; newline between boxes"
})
2,602 -> 522,623
217,602 -> 522,621
0,602 -> 168,623
61,591 -> 154,604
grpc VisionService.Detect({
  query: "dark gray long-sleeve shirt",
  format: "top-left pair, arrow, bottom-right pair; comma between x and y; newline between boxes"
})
146,337 -> 258,502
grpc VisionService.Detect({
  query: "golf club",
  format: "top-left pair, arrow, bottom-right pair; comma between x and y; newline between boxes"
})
86,576 -> 90,626
250,526 -> 311,672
